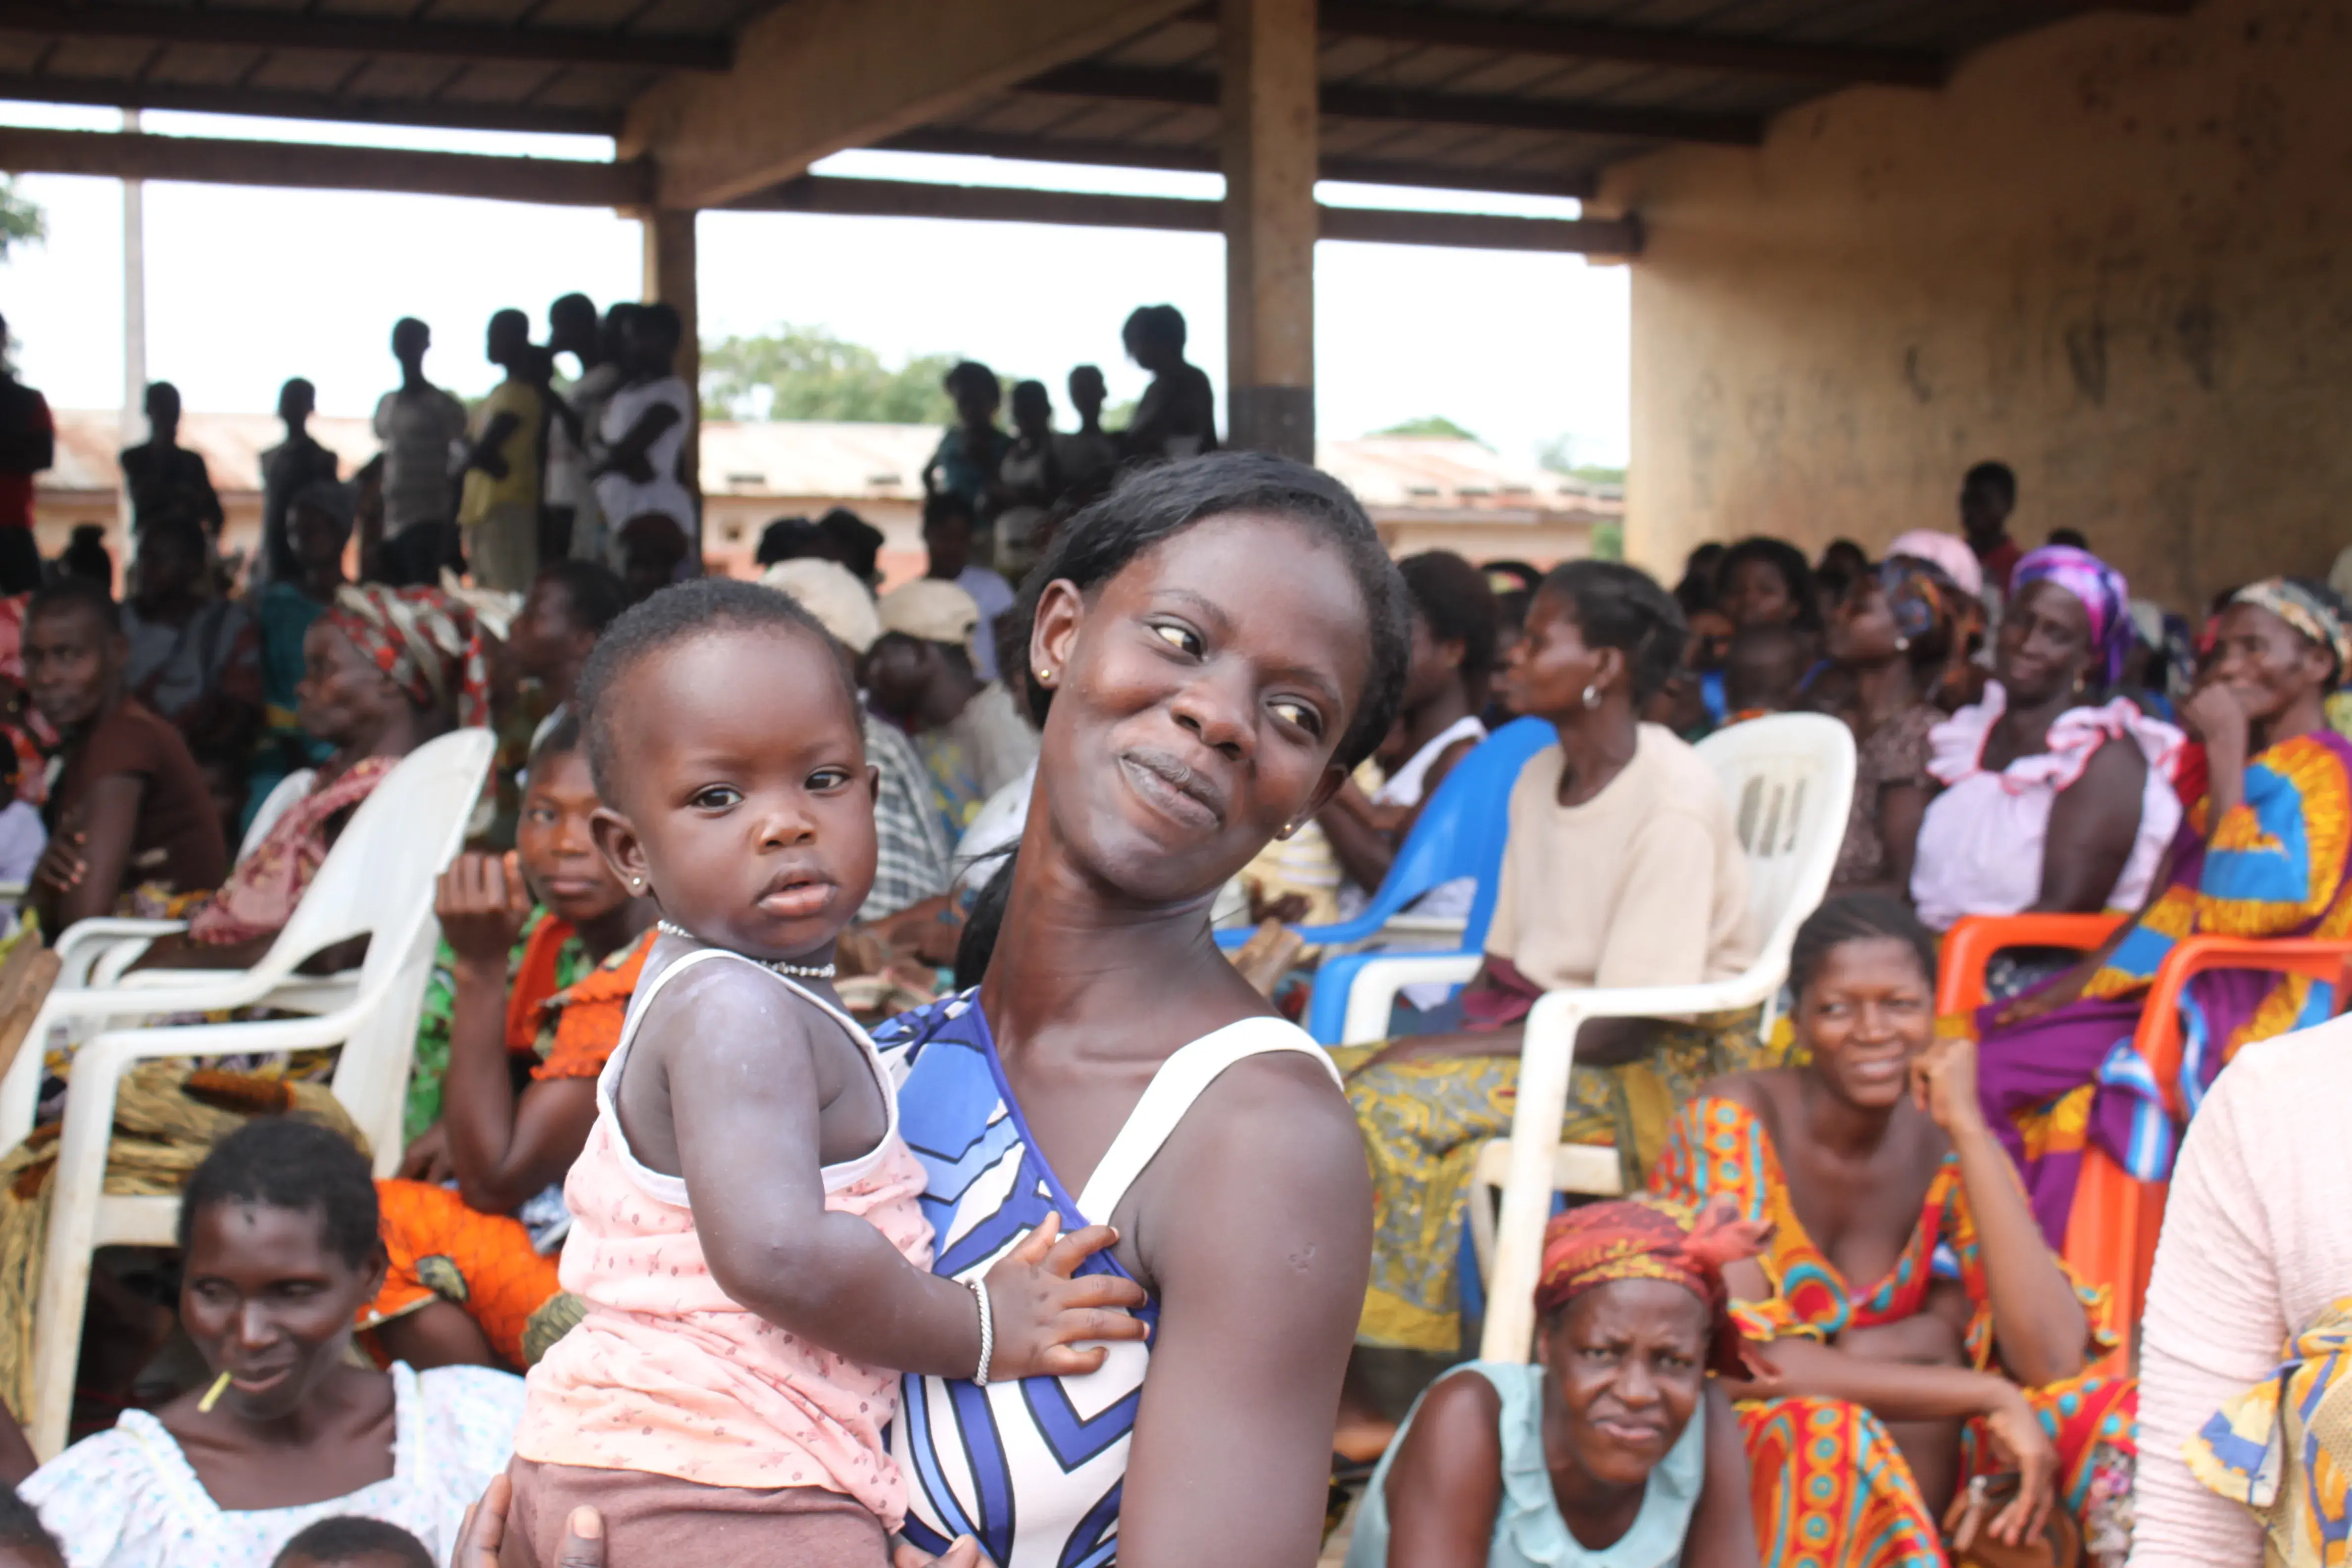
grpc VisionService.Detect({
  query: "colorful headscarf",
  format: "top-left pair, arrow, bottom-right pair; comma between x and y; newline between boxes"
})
2231,578 -> 2352,683
1874,556 -> 1960,651
1884,529 -> 1983,599
2011,544 -> 2134,687
1533,1196 -> 1767,1377
326,584 -> 490,729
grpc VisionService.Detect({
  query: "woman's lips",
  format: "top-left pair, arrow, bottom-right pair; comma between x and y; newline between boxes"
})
227,1365 -> 294,1396
1119,751 -> 1224,830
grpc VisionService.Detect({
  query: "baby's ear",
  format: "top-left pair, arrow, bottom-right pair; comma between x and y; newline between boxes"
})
589,806 -> 647,891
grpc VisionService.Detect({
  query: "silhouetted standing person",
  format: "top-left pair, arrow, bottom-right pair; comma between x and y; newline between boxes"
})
1055,363 -> 1116,501
457,307 -> 545,591
592,302 -> 695,544
1961,460 -> 2022,600
257,376 -> 338,585
544,292 -> 620,567
370,316 -> 469,585
0,312 -> 52,595
119,381 -> 223,539
1118,304 -> 1218,462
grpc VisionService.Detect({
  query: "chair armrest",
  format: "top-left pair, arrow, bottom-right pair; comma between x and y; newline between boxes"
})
1331,952 -> 1482,1046
1936,913 -> 2125,1014
1517,968 -> 1789,1062
49,919 -> 188,988
2133,935 -> 2352,1117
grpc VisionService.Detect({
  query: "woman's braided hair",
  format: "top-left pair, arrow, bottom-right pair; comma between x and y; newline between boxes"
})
1536,560 -> 1690,706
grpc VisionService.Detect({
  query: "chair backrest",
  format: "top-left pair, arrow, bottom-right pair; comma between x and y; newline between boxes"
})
1362,717 -> 1556,943
1694,713 -> 1858,970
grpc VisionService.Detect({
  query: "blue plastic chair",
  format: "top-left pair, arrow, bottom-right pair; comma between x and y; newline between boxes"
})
1214,716 -> 1556,1041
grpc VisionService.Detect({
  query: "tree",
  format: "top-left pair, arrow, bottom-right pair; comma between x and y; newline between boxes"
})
0,181 -> 42,262
1375,415 -> 1481,441
700,325 -> 962,424
1536,433 -> 1626,488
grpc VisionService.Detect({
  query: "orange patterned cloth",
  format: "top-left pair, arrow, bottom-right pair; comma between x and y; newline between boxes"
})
531,927 -> 655,1080
361,1177 -> 564,1368
1652,1095 -> 2138,1568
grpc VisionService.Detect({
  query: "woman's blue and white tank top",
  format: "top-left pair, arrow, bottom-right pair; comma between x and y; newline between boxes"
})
872,989 -> 1338,1568
1344,1362 -> 1706,1568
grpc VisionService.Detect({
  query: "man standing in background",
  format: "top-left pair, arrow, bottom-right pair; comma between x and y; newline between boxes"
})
370,317 -> 469,584
542,293 -> 620,568
0,313 -> 51,595
256,377 -> 338,584
456,307 -> 545,592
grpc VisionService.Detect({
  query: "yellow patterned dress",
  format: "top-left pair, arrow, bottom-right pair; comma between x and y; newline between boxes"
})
2188,1298 -> 2352,1568
1651,1096 -> 2138,1568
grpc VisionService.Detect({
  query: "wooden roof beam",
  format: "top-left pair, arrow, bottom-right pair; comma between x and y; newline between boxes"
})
624,0 -> 1200,210
732,173 -> 1640,254
0,123 -> 650,204
876,127 -> 1596,198
0,71 -> 621,136
1316,0 -> 1946,88
0,0 -> 727,70
1022,64 -> 1764,146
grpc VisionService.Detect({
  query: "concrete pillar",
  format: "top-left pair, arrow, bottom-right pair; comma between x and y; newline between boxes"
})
639,206 -> 703,564
1220,0 -> 1317,463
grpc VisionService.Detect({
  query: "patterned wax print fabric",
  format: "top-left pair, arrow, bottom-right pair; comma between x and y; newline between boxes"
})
2187,1298 -> 2352,1568
183,754 -> 396,945
369,925 -> 653,1365
406,908 -> 582,1141
19,1362 -> 523,1568
324,584 -> 490,729
1344,1007 -> 1770,1353
1650,1096 -> 2138,1568
1971,729 -> 2352,1249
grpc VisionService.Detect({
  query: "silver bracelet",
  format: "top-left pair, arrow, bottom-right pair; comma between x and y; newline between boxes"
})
967,1276 -> 995,1387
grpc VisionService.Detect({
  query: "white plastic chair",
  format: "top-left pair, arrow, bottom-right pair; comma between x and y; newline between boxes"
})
1330,714 -> 1855,1362
16,728 -> 492,1459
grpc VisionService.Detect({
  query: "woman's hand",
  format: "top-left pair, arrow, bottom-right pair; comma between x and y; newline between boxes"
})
438,851 -> 534,969
980,1212 -> 1151,1380
1961,1385 -> 2060,1551
397,1120 -> 453,1183
2180,679 -> 2251,756
1909,1034 -> 1989,1138
454,1473 -> 606,1568
31,827 -> 85,896
1989,971 -> 2087,1030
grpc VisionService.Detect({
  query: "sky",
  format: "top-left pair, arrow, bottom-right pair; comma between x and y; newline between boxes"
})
0,100 -> 1631,472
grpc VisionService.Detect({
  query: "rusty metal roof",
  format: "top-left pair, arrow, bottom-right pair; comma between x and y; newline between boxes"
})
0,0 -> 2182,194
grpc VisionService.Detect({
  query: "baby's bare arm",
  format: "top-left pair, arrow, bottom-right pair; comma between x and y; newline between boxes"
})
646,963 -> 987,1376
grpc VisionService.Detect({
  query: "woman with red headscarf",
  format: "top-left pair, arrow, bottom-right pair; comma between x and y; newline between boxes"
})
131,584 -> 488,972
1348,1197 -> 1764,1568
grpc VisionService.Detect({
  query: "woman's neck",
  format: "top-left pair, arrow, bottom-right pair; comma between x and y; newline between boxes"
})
1400,681 -> 1473,758
1995,680 -> 2076,756
1540,1403 -> 1650,1550
577,897 -> 654,962
978,827 -> 1244,1064
298,563 -> 344,603
1846,658 -> 1919,729
1795,1068 -> 1895,1160
326,703 -> 432,777
1549,707 -> 1640,807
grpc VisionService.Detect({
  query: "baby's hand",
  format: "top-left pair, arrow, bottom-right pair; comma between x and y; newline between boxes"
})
980,1212 -> 1150,1381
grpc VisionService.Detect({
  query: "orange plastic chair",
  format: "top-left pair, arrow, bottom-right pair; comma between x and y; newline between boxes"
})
1940,913 -> 2352,1371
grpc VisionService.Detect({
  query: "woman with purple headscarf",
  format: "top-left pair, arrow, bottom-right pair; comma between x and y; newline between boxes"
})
1961,575 -> 2352,1252
1911,545 -> 2185,934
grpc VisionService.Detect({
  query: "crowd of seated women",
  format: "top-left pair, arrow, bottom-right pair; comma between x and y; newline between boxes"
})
0,453 -> 2347,1568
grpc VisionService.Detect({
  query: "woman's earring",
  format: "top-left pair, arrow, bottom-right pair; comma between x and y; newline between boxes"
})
1581,683 -> 1602,711
1896,635 -> 1911,653
1036,667 -> 1053,686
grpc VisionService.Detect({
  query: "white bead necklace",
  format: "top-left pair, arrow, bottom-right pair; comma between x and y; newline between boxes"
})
655,919 -> 837,980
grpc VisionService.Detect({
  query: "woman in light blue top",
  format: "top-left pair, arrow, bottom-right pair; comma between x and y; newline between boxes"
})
1348,1199 -> 1763,1568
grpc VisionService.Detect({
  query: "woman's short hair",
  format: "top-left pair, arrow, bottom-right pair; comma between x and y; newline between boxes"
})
1788,894 -> 1937,1001
1398,551 -> 1501,682
178,1118 -> 380,1272
1535,560 -> 1689,706
1012,450 -> 1411,774
1717,537 -> 1825,633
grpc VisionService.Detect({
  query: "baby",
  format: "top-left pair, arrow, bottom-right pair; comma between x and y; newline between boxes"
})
506,580 -> 1145,1567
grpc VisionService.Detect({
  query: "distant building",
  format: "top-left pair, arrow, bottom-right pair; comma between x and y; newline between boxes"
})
38,410 -> 1620,591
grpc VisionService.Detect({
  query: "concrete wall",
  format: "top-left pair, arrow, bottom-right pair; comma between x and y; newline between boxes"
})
1600,0 -> 2352,611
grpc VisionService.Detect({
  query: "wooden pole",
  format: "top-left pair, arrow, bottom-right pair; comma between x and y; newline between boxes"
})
640,209 -> 702,569
1221,0 -> 1318,463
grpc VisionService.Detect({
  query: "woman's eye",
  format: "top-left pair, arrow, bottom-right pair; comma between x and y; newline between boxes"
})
690,786 -> 741,810
1153,624 -> 1202,657
1270,699 -> 1323,735
1580,1345 -> 1617,1361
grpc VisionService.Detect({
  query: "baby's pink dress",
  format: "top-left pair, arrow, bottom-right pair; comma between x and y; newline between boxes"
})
513,946 -> 933,1526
